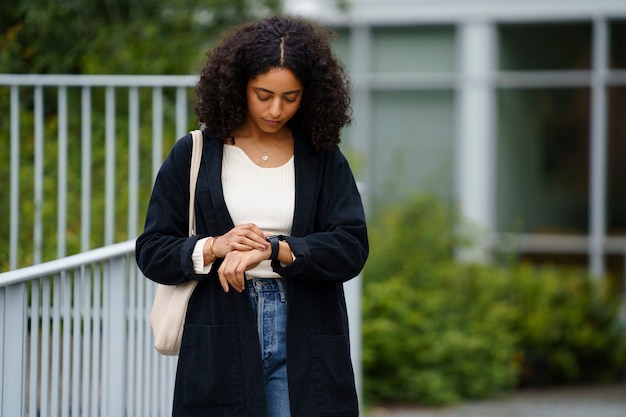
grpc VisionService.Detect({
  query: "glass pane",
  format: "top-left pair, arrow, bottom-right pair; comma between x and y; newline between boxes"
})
605,255 -> 625,290
498,23 -> 592,70
329,27 -> 352,72
496,88 -> 590,233
338,124 -> 368,182
371,26 -> 455,73
607,87 -> 626,234
370,90 -> 455,205
610,20 -> 626,69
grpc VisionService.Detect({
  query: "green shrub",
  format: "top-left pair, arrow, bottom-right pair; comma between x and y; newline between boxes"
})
362,194 -> 518,405
362,193 -> 626,406
505,264 -> 626,386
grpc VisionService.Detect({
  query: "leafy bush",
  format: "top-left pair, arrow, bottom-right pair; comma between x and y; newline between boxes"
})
362,193 -> 626,406
505,264 -> 626,386
362,194 -> 519,405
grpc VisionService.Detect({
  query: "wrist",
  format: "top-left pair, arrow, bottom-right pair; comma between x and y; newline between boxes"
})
209,236 -> 219,259
266,235 -> 280,260
203,236 -> 220,261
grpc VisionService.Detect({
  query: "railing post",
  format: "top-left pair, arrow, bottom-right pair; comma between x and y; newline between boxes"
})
1,283 -> 28,417
103,255 -> 129,417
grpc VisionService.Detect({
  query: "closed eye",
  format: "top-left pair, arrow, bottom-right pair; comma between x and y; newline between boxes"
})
254,87 -> 301,103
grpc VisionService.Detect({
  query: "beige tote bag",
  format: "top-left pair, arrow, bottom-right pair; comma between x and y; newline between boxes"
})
149,130 -> 203,355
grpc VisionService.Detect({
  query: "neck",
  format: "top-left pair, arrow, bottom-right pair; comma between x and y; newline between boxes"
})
232,124 -> 292,145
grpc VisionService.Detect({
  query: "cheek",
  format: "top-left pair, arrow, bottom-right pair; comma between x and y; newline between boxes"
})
287,99 -> 302,116
286,103 -> 300,117
247,100 -> 265,116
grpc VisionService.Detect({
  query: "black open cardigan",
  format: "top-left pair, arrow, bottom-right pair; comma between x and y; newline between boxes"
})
136,130 -> 369,417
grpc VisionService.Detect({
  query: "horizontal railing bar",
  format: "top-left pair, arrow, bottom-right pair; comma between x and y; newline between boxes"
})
0,240 -> 136,287
495,69 -> 626,87
353,73 -> 457,90
494,233 -> 626,254
3,70 -> 625,90
495,70 -> 592,87
608,70 -> 626,84
0,74 -> 198,87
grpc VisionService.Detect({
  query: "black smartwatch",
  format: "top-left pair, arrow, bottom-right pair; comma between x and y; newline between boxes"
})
266,235 -> 280,260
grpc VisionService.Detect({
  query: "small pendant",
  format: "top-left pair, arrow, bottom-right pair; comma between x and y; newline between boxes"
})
262,153 -> 269,162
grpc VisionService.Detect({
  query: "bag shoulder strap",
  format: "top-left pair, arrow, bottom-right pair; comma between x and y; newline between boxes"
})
188,130 -> 203,237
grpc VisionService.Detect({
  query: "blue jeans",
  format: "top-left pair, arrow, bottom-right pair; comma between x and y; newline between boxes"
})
247,278 -> 291,417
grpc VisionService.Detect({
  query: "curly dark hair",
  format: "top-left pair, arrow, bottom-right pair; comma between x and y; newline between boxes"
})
194,15 -> 351,151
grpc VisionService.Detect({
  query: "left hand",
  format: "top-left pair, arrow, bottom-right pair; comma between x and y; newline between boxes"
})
217,247 -> 270,293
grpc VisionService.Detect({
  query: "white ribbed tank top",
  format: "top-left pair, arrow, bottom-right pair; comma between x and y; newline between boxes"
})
221,144 -> 295,278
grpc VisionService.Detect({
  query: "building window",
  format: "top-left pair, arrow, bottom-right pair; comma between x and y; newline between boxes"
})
495,19 -> 626,277
608,20 -> 626,235
371,90 -> 455,204
371,25 -> 456,73
607,85 -> 626,235
496,88 -> 590,234
498,22 -> 592,70
609,19 -> 626,69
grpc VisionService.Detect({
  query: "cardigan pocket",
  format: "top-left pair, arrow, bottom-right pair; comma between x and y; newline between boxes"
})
179,324 -> 244,407
309,335 -> 359,416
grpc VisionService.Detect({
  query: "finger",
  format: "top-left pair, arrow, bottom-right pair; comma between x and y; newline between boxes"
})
243,235 -> 268,251
239,225 -> 268,247
231,263 -> 247,293
226,273 -> 243,293
218,272 -> 230,293
222,257 -> 246,293
230,240 -> 259,251
240,223 -> 265,237
221,227 -> 266,252
218,259 -> 235,293
230,233 -> 267,251
220,258 -> 240,292
233,267 -> 246,293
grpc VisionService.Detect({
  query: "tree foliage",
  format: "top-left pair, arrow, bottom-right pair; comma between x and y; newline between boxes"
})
0,0 -> 282,74
0,0 -> 283,271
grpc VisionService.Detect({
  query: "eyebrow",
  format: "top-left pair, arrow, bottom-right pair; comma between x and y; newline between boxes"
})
254,87 -> 301,95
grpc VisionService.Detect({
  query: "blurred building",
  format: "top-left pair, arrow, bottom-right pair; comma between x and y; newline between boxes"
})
285,0 -> 626,279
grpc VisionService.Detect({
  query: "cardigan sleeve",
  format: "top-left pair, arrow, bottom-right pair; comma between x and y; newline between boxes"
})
135,133 -> 210,284
272,150 -> 369,282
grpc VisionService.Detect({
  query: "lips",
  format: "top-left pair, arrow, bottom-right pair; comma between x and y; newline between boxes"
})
264,119 -> 281,127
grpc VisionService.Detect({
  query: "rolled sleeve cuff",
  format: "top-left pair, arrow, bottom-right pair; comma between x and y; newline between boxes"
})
192,237 -> 213,274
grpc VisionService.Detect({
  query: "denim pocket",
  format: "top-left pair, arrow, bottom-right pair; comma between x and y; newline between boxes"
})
309,335 -> 359,416
180,324 -> 244,407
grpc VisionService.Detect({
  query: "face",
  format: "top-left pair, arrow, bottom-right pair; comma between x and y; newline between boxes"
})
244,67 -> 303,134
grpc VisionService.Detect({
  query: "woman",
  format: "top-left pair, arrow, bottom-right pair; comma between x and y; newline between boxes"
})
136,15 -> 368,417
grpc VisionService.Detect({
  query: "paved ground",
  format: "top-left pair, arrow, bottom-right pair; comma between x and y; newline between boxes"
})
366,384 -> 626,417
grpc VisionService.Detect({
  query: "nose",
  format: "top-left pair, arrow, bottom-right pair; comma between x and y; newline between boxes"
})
269,98 -> 282,118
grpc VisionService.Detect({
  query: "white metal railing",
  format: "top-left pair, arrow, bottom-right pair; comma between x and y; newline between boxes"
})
0,74 -> 198,272
0,238 -> 361,417
0,240 -> 177,417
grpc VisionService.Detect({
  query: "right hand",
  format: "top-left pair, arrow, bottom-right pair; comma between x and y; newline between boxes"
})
210,223 -> 268,258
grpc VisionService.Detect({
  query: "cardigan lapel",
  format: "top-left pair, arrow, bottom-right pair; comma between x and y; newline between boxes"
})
291,130 -> 319,238
203,136 -> 236,234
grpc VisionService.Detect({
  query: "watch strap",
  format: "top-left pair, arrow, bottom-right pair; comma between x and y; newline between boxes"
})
266,235 -> 280,261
